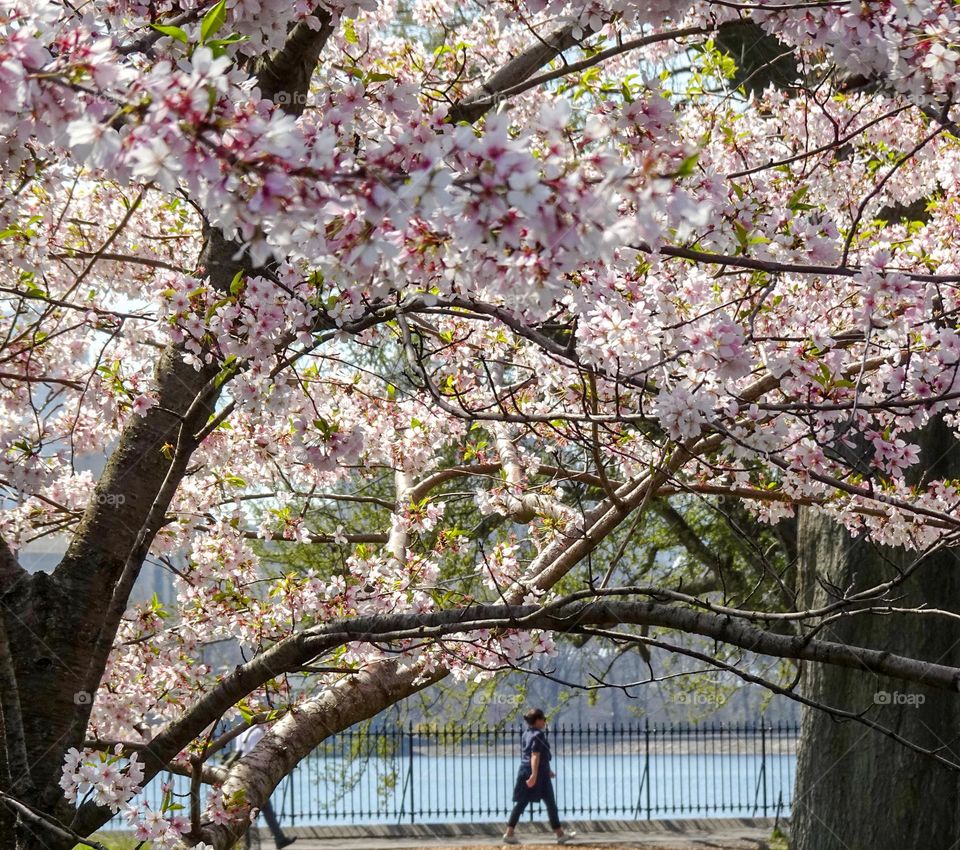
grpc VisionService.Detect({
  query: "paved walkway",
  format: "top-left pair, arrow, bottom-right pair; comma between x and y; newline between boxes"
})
269,818 -> 780,849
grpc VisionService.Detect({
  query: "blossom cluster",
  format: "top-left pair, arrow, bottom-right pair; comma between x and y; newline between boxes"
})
6,0 -> 960,844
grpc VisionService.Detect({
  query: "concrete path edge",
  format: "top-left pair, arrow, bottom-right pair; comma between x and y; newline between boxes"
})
278,817 -> 784,840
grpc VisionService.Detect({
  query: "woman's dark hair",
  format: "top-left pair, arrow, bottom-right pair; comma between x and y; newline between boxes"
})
524,708 -> 546,726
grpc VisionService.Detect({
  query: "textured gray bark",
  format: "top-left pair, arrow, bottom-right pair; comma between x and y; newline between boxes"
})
793,420 -> 960,850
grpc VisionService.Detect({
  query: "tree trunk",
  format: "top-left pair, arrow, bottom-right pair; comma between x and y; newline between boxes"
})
0,16 -> 337,848
793,421 -> 960,849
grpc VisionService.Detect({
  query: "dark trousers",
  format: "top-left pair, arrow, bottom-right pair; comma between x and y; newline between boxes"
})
245,799 -> 288,848
508,781 -> 561,829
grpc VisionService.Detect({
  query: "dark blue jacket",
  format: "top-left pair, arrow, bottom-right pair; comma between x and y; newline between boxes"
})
513,727 -> 552,803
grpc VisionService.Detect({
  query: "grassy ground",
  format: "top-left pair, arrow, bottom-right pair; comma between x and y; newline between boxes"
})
768,827 -> 789,849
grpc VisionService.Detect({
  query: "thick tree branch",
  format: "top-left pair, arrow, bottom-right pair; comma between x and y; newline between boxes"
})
485,25 -> 710,107
188,596 -> 960,845
292,601 -> 960,692
638,241 -> 960,284
447,23 -> 585,125
255,8 -> 334,114
88,581 -> 960,844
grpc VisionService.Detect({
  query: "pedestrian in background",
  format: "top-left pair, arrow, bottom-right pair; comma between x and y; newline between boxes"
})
234,725 -> 297,849
503,708 -> 575,844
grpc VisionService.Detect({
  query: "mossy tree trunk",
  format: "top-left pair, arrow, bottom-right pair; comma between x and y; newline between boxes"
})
793,421 -> 960,849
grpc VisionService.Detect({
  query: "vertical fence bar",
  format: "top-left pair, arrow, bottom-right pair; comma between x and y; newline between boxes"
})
390,727 -> 396,822
707,722 -> 712,815
485,723 -> 492,818
693,722 -> 700,816
623,722 -> 630,817
460,723 -> 466,819
762,721 -> 768,816
600,722 -> 606,816
408,723 -> 415,823
614,723 -> 627,814
466,724 -> 473,821
361,728 -> 367,820
645,719 -> 651,820
724,721 -> 730,814
736,723 -> 749,809
586,724 -> 593,818
345,729 -> 352,823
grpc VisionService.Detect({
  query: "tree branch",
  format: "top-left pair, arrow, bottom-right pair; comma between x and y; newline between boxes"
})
447,23 -> 586,125
83,588 -> 960,842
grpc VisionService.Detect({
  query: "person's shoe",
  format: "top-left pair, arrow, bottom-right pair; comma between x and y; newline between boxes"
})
556,832 -> 576,844
276,839 -> 297,849
502,834 -> 520,845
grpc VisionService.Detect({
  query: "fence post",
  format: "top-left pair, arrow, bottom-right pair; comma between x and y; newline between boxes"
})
635,719 -> 650,820
408,722 -> 415,823
761,722 -> 768,816
645,718 -> 651,820
750,721 -> 767,817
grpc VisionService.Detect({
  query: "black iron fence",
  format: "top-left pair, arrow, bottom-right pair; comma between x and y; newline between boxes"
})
104,720 -> 798,830
268,721 -> 797,825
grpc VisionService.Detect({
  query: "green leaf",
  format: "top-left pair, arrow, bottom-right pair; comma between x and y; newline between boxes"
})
200,0 -> 227,44
675,152 -> 699,178
786,185 -> 812,212
151,24 -> 189,44
206,295 -> 232,319
149,592 -> 169,619
207,33 -> 248,57
734,220 -> 749,250
344,17 -> 358,44
207,33 -> 248,48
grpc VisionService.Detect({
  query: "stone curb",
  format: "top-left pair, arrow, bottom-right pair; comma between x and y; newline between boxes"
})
279,817 -> 783,840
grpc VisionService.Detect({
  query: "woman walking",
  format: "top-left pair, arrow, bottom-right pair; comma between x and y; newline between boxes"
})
503,708 -> 575,845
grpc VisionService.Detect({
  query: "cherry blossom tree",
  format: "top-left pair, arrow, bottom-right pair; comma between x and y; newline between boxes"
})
5,1 -> 960,848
